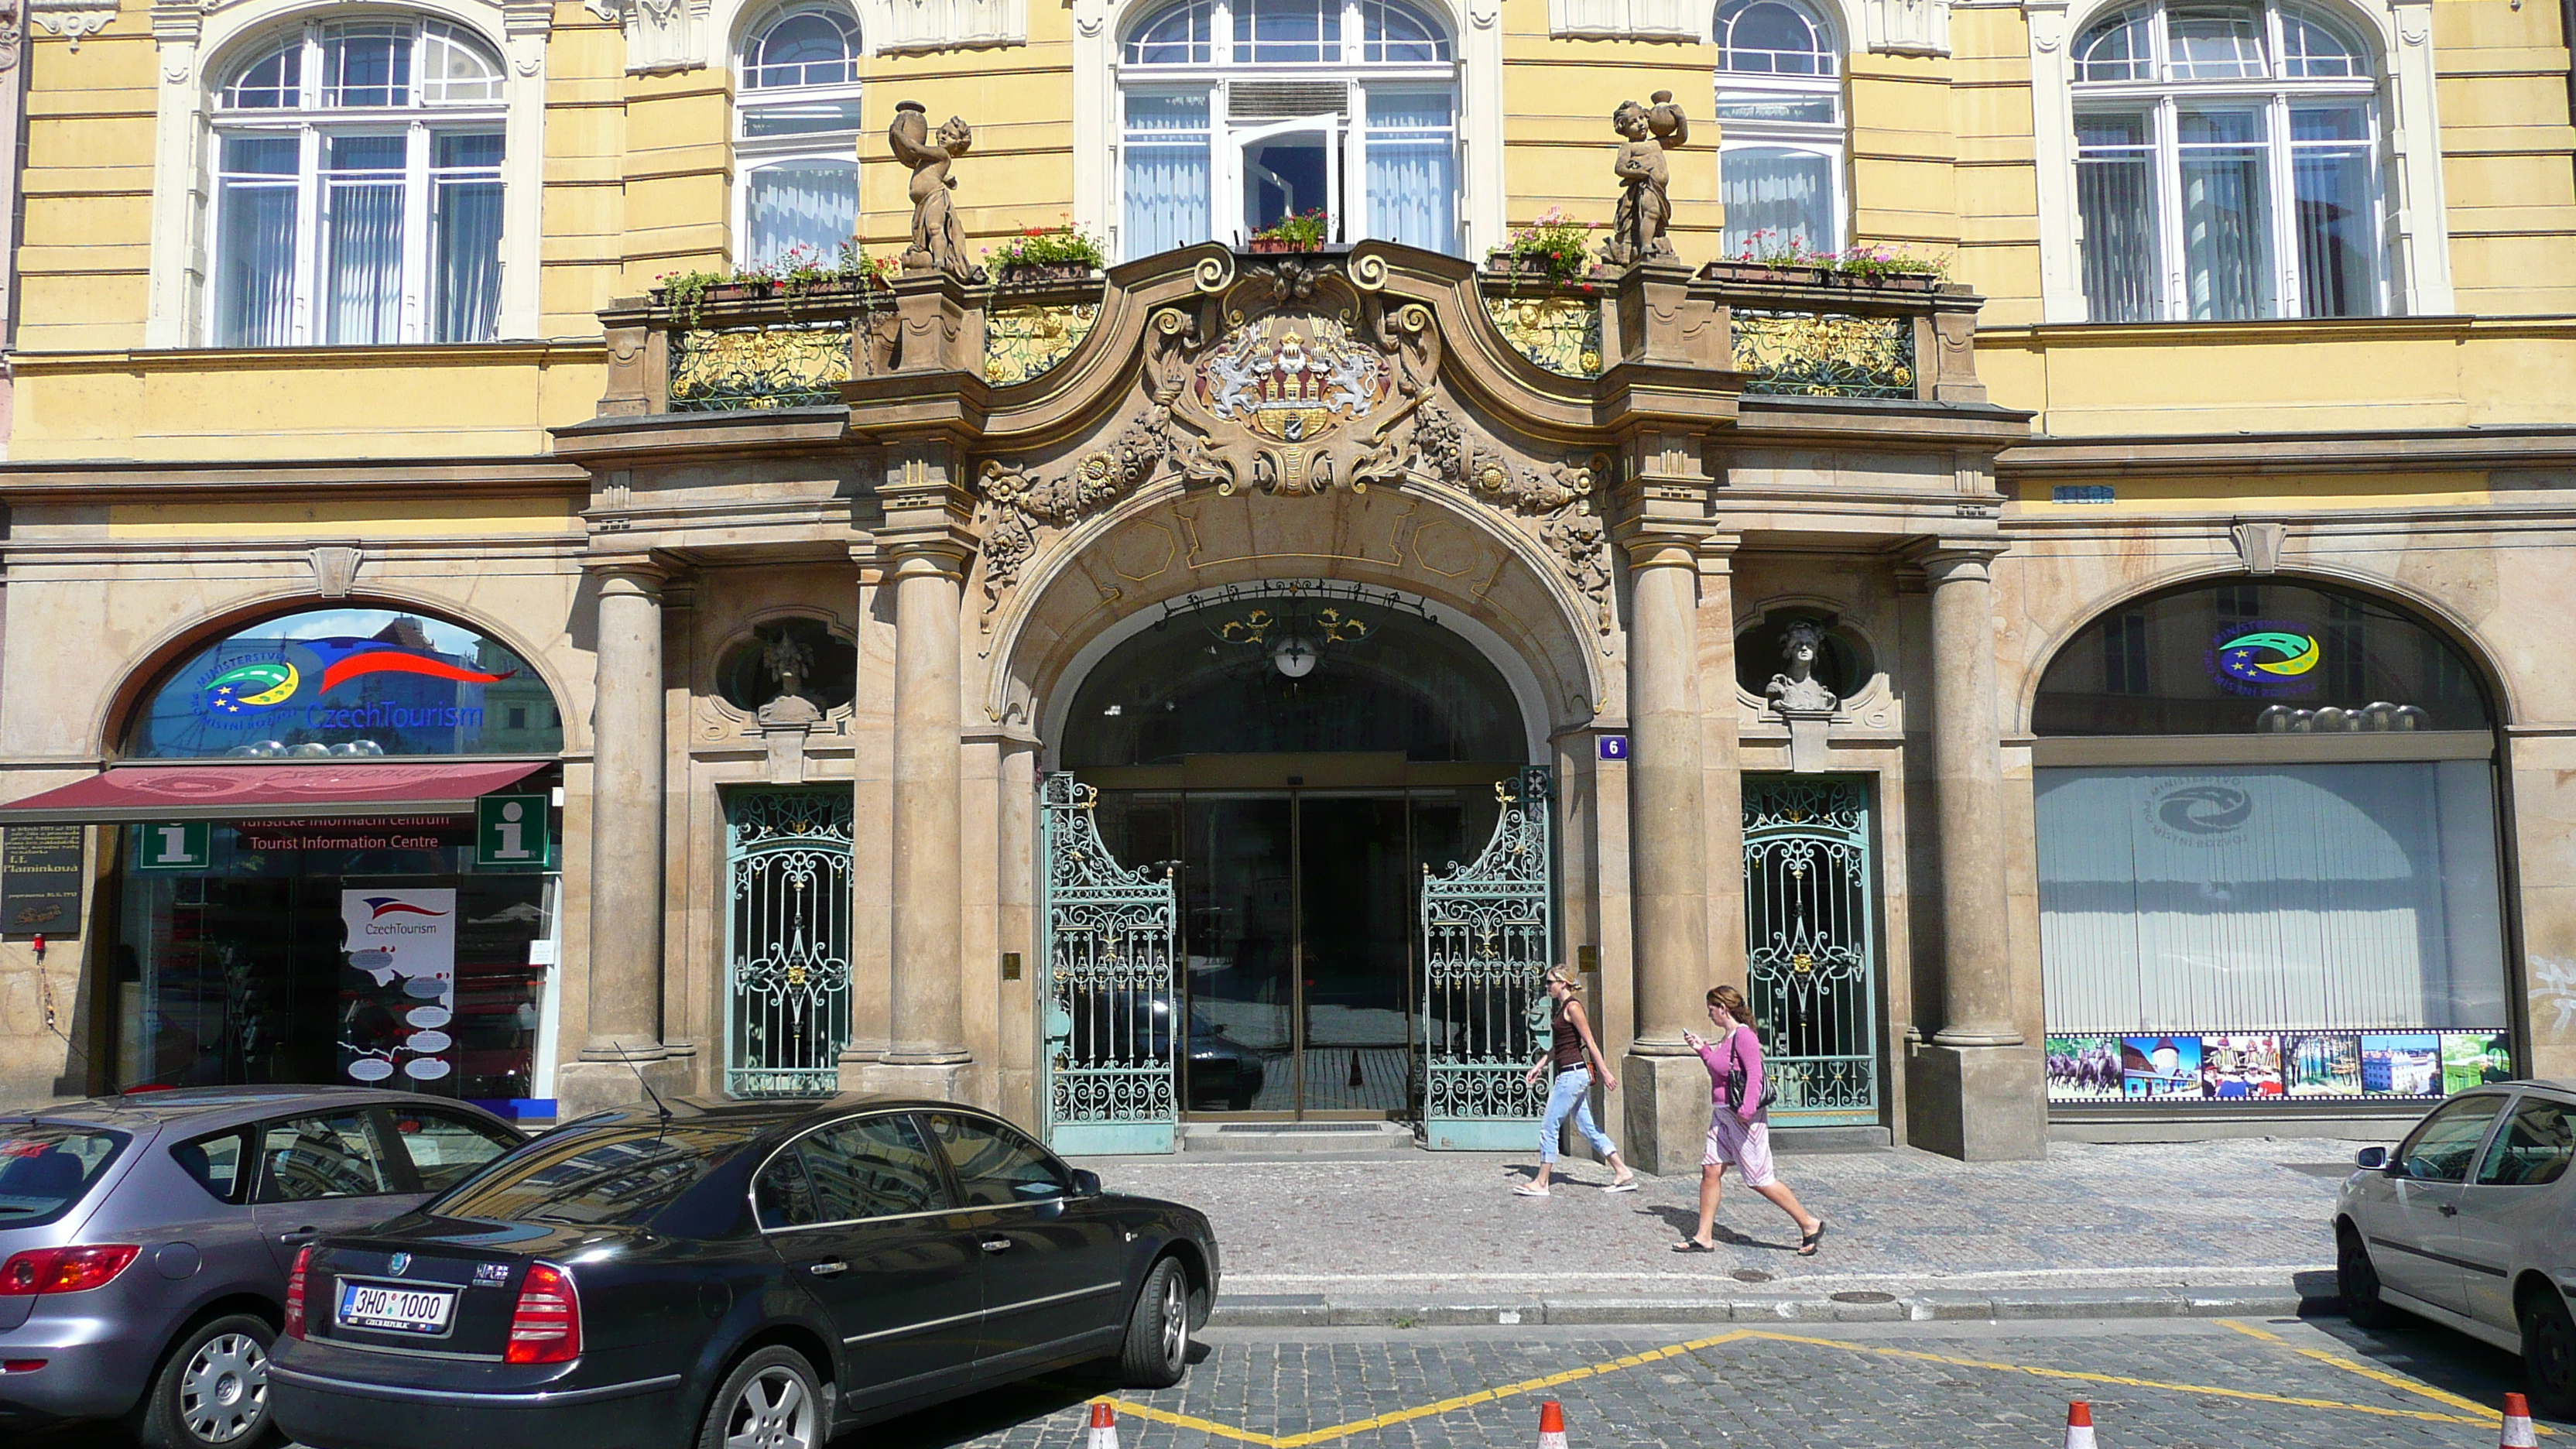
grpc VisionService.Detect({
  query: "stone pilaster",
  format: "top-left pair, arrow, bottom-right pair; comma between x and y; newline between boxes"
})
1612,432 -> 1718,1174
851,442 -> 979,1102
1905,540 -> 2045,1160
557,555 -> 690,1118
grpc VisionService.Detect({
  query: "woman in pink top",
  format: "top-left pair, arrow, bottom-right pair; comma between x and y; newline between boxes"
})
1673,984 -> 1828,1255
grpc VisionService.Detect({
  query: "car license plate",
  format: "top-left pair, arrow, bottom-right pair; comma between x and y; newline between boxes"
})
337,1281 -> 457,1336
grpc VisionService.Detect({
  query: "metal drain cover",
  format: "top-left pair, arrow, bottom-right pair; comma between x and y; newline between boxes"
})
1830,1290 -> 1897,1304
1730,1269 -> 1773,1283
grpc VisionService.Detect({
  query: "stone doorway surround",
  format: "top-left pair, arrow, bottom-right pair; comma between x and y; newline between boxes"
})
555,239 -> 2037,1164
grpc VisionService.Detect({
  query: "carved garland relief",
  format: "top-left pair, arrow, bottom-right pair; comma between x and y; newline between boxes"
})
971,259 -> 1615,645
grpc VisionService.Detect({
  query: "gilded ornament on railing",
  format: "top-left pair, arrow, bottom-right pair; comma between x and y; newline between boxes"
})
1421,767 -> 1554,1129
1485,293 -> 1601,379
1732,310 -> 1914,399
985,302 -> 1099,386
670,321 -> 853,412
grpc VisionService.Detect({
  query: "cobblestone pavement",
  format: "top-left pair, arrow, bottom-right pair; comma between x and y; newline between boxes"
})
1085,1136 -> 2359,1298
868,1315 -> 2559,1449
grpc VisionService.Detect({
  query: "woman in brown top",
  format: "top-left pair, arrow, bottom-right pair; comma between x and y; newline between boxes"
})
1515,965 -> 1637,1196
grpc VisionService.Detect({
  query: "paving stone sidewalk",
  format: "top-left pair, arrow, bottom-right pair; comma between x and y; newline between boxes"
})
1084,1136 -> 2366,1321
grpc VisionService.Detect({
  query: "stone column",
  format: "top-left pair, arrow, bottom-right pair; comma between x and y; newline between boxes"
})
1612,445 -> 1717,1175
854,444 -> 978,1100
557,557 -> 689,1118
1905,542 -> 2045,1160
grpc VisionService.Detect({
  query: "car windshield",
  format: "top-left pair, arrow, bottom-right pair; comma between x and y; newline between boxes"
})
426,1123 -> 755,1225
0,1123 -> 130,1227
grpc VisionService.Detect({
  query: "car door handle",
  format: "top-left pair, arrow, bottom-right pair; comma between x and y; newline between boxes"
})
2440,1203 -> 2460,1216
277,1227 -> 324,1245
807,1260 -> 848,1277
980,1238 -> 1014,1254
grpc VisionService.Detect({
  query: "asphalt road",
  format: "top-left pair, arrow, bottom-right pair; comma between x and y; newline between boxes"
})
22,1311 -> 2557,1449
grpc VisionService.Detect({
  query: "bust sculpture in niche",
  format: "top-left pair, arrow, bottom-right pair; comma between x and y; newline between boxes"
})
1766,619 -> 1841,716
755,627 -> 823,729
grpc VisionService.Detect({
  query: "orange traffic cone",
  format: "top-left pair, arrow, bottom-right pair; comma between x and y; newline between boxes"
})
2062,1400 -> 2096,1449
2502,1392 -> 2537,1449
1538,1399 -> 1568,1449
1088,1401 -> 1120,1449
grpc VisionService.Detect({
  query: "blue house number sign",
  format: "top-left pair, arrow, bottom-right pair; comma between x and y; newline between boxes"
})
1598,735 -> 1629,761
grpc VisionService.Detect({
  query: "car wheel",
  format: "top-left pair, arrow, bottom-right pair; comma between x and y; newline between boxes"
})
697,1346 -> 824,1449
138,1313 -> 277,1449
2338,1224 -> 2397,1330
1118,1255 -> 1192,1389
2522,1289 -> 2576,1418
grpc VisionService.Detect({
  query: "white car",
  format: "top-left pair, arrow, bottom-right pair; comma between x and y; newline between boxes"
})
2336,1081 -> 2576,1411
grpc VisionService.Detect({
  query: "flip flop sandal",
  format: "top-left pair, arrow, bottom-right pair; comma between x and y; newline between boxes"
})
1512,1184 -> 1550,1197
1604,1177 -> 1639,1193
1670,1239 -> 1715,1253
1799,1220 -> 1830,1255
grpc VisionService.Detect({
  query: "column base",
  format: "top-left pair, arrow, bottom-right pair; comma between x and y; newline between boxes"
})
1905,1041 -> 2047,1161
847,1058 -> 976,1105
1619,1052 -> 1713,1177
555,1055 -> 694,1122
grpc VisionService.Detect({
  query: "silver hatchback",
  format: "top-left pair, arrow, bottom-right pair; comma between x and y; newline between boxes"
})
2336,1080 -> 2576,1412
0,1086 -> 522,1447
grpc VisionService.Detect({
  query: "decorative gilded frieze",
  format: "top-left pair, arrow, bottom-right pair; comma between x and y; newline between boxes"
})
1484,293 -> 1603,379
970,255 -> 1615,642
984,302 -> 1098,386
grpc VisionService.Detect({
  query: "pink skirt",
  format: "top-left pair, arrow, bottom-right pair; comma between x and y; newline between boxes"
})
1703,1110 -> 1777,1186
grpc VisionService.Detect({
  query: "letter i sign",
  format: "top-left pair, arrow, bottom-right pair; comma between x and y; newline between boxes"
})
475,795 -> 550,869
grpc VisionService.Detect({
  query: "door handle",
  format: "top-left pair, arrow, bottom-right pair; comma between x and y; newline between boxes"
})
2440,1204 -> 2460,1217
278,1228 -> 323,1245
807,1259 -> 849,1277
980,1238 -> 1014,1254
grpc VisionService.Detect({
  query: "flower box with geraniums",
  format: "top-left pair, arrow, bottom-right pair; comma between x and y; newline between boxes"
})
1701,232 -> 1947,291
1246,208 -> 1330,254
1485,207 -> 1601,284
987,222 -> 1107,286
654,243 -> 893,325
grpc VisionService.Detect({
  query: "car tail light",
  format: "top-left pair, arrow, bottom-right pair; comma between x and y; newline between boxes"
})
0,1245 -> 140,1296
504,1262 -> 581,1365
283,1246 -> 311,1338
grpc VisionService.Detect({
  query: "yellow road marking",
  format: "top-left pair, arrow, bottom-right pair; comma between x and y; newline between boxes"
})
1094,1325 -> 2513,1445
2215,1313 -> 2546,1431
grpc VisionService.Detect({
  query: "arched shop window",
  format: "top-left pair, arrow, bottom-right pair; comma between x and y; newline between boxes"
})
2030,578 -> 2509,1110
111,607 -> 567,1115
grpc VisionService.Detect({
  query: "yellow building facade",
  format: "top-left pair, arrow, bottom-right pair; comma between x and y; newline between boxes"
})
1,0 -> 2571,1163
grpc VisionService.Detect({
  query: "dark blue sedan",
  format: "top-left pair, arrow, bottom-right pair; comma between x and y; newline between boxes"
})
269,1094 -> 1218,1449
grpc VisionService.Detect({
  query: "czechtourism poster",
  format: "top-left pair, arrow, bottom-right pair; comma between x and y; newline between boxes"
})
2360,1033 -> 2441,1097
2045,1036 -> 2124,1102
2121,1035 -> 2201,1098
337,888 -> 458,1087
2283,1033 -> 2365,1097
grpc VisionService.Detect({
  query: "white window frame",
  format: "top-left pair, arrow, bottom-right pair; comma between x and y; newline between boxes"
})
203,18 -> 509,348
1711,0 -> 1848,258
1109,0 -> 1461,261
732,3 -> 867,268
2029,0 -> 2449,323
2068,0 -> 2386,322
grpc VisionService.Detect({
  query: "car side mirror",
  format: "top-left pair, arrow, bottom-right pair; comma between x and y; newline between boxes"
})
2355,1146 -> 2389,1171
1070,1168 -> 1104,1197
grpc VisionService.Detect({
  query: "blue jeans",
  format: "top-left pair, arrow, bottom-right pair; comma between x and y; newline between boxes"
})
1539,1067 -> 1615,1163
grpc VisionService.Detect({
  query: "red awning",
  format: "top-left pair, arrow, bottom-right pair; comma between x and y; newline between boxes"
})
0,760 -> 550,824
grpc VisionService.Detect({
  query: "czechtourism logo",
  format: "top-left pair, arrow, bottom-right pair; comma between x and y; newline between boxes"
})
192,638 -> 516,728
359,896 -> 450,936
2207,621 -> 2321,698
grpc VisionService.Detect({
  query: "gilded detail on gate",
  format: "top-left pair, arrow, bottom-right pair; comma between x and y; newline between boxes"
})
984,302 -> 1099,387
1484,294 -> 1603,379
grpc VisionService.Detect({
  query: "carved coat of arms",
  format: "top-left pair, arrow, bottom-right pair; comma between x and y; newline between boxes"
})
1197,318 -> 1389,445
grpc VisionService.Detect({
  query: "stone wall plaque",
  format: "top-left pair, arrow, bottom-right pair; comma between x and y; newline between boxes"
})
2,824 -> 84,937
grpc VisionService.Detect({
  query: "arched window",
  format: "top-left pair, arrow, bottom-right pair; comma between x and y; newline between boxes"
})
1712,0 -> 1843,259
736,5 -> 865,269
211,18 -> 508,347
2030,579 -> 2509,1108
1116,0 -> 1459,259
2070,0 -> 2384,322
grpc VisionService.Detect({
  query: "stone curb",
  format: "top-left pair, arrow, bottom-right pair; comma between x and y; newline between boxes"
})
1208,1286 -> 2330,1329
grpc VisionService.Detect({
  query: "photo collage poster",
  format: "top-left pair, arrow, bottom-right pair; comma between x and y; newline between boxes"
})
2044,1029 -> 2513,1104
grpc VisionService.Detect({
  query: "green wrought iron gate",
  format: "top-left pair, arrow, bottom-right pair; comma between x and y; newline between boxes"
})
1419,766 -> 1554,1149
1742,776 -> 1880,1126
723,789 -> 855,1098
1040,773 -> 1181,1154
